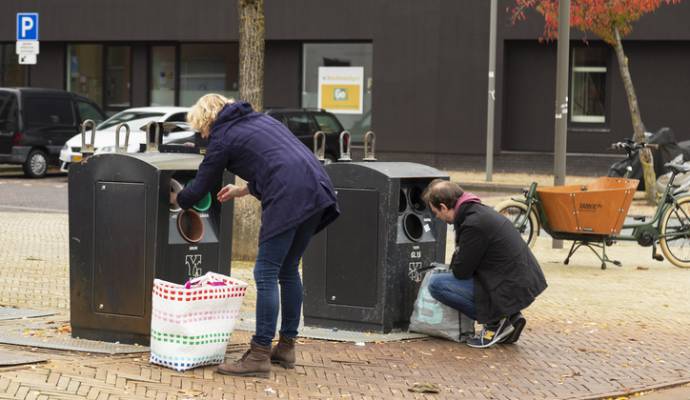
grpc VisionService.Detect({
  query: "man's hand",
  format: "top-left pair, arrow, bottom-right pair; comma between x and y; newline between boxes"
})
217,184 -> 249,203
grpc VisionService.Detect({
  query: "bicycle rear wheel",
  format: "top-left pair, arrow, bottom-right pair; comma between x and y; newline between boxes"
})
659,196 -> 690,268
494,199 -> 539,248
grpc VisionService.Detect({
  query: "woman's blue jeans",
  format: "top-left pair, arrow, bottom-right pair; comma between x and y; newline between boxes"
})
252,211 -> 322,346
427,272 -> 477,321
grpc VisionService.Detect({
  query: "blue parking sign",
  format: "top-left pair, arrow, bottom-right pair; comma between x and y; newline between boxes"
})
17,13 -> 39,41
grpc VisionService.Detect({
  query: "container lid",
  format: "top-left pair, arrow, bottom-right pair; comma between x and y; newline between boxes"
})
329,162 -> 448,179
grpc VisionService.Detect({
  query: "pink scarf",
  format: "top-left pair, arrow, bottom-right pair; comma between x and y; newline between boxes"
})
454,192 -> 481,213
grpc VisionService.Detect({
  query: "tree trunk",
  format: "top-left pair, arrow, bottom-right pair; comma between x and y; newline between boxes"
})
238,0 -> 265,111
234,0 -> 265,261
613,27 -> 656,203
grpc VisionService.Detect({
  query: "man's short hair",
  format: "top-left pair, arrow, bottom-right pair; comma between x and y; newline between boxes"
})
423,179 -> 464,210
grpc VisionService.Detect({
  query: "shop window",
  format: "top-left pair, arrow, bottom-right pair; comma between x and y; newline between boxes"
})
571,47 -> 607,124
151,46 -> 176,106
1,45 -> 25,86
302,43 -> 373,143
179,43 -> 239,107
105,46 -> 131,110
67,44 -> 103,106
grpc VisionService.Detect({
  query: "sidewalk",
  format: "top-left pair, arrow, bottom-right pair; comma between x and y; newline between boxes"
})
1,208 -> 689,399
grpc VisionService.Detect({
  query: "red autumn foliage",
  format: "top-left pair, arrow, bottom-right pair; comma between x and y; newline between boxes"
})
511,0 -> 682,44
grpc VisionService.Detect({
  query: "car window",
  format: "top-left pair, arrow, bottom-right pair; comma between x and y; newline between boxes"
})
165,112 -> 188,123
24,97 -> 75,127
313,113 -> 344,134
77,101 -> 104,124
285,113 -> 316,136
97,111 -> 165,130
267,113 -> 286,125
0,93 -> 18,131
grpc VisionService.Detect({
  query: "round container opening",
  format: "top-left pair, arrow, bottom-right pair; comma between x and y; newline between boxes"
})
409,187 -> 426,212
177,209 -> 204,243
403,213 -> 424,242
398,189 -> 407,213
169,178 -> 183,212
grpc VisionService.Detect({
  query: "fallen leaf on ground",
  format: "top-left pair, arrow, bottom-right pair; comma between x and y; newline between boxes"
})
408,382 -> 440,393
636,266 -> 649,270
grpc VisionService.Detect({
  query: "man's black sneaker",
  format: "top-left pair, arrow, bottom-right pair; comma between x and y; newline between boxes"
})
466,317 -> 514,349
501,312 -> 526,344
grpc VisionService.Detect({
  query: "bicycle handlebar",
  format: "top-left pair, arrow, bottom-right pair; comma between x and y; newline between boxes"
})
610,140 -> 647,153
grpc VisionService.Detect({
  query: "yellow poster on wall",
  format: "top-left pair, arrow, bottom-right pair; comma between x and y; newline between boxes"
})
318,67 -> 364,114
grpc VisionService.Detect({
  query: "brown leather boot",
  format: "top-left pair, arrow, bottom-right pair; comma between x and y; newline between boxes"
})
217,341 -> 271,378
270,335 -> 296,369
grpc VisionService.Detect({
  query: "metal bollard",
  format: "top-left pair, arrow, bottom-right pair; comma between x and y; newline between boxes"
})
144,121 -> 161,153
115,123 -> 131,153
313,131 -> 326,162
363,131 -> 377,161
338,131 -> 352,162
80,119 -> 97,158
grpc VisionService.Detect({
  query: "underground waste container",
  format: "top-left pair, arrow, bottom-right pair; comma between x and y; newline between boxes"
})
303,161 -> 449,333
68,125 -> 233,344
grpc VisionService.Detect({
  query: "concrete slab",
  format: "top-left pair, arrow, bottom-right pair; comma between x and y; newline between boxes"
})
0,307 -> 55,321
0,349 -> 47,366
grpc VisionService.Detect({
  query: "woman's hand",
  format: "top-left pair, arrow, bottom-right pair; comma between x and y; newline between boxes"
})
217,184 -> 249,203
170,191 -> 178,207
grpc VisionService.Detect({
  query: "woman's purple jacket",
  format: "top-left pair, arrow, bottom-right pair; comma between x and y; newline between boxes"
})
177,101 -> 339,243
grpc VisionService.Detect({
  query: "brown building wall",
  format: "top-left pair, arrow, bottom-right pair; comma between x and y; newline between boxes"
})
1,0 -> 689,155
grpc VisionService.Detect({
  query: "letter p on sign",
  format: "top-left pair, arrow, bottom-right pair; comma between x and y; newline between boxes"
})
16,13 -> 39,41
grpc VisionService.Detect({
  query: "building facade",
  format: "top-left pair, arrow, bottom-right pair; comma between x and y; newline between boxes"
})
1,0 -> 688,158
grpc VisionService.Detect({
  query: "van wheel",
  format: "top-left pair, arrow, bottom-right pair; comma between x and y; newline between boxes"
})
23,149 -> 48,178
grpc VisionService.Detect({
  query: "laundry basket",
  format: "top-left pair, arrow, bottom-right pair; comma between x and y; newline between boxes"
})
150,272 -> 248,371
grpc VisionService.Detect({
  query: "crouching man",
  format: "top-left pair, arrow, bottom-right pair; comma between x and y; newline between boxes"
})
423,180 -> 547,348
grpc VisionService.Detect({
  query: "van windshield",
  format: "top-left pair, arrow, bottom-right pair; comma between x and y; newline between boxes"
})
97,111 -> 165,130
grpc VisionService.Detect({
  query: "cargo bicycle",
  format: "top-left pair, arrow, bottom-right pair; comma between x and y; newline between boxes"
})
495,141 -> 690,269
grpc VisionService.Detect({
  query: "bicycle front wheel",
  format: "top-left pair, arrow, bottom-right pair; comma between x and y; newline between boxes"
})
659,196 -> 690,268
494,199 -> 539,248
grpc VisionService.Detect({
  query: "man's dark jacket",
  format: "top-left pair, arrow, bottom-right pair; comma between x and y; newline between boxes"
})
450,202 -> 547,324
177,101 -> 339,243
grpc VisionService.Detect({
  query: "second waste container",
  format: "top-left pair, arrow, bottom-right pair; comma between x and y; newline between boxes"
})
303,161 -> 448,333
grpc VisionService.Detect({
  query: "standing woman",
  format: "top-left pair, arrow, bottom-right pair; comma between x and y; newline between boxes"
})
172,94 -> 339,378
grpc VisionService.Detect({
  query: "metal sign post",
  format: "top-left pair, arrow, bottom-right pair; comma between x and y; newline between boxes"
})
552,0 -> 571,249
485,0 -> 497,182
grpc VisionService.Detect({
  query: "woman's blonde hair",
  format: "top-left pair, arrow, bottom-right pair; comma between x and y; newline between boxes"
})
186,93 -> 235,138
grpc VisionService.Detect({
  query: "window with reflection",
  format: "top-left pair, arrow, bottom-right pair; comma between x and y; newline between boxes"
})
105,46 -> 131,110
151,46 -> 176,106
571,47 -> 607,124
302,43 -> 373,143
179,43 -> 239,106
1,45 -> 25,86
67,44 -> 103,106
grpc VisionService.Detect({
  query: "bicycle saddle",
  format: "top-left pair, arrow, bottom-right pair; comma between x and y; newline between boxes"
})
664,162 -> 690,175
